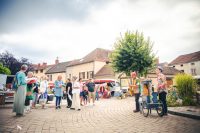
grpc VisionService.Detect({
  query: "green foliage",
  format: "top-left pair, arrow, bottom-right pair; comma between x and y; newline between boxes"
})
110,31 -> 155,76
175,73 -> 197,99
182,97 -> 196,106
167,91 -> 182,107
0,63 -> 11,75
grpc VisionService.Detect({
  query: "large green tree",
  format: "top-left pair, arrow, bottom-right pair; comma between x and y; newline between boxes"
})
0,51 -> 33,75
110,31 -> 155,76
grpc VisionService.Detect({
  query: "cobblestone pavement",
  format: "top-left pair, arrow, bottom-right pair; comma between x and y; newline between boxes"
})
0,97 -> 199,133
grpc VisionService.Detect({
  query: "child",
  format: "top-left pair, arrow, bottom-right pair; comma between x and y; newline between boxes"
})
95,85 -> 100,101
82,87 -> 88,105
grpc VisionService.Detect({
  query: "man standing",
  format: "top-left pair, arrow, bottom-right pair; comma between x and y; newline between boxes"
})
129,71 -> 141,113
86,78 -> 96,106
66,78 -> 72,108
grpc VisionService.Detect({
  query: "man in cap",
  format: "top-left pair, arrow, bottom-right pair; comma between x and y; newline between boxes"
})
129,71 -> 141,113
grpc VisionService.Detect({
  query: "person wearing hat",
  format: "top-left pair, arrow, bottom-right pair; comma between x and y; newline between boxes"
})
129,71 -> 141,113
156,66 -> 168,115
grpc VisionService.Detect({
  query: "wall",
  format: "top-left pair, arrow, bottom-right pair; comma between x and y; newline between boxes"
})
171,61 -> 200,76
47,72 -> 66,83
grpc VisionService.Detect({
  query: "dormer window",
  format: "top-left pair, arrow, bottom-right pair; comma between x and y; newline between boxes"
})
191,63 -> 195,65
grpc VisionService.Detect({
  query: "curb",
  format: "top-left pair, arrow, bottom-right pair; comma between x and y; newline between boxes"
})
168,110 -> 200,120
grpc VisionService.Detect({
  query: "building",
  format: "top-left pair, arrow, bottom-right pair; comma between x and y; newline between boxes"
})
169,51 -> 200,76
66,48 -> 111,81
45,48 -> 112,83
32,58 -> 59,79
45,61 -> 71,82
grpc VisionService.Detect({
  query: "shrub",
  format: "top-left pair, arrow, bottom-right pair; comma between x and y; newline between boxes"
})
167,91 -> 182,107
182,97 -> 196,106
174,73 -> 197,99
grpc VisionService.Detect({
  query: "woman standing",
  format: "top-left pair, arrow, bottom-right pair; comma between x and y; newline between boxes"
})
156,66 -> 168,115
79,78 -> 84,106
13,65 -> 28,116
70,76 -> 81,111
54,75 -> 64,109
25,72 -> 36,112
39,76 -> 48,109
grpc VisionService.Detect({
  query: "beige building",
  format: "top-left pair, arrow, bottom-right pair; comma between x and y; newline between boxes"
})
169,51 -> 200,77
45,48 -> 111,83
32,58 -> 59,79
66,48 -> 111,81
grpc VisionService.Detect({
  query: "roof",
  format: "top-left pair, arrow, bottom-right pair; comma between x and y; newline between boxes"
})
68,48 -> 111,66
32,64 -> 54,71
94,64 -> 115,77
148,66 -> 181,75
45,61 -> 71,74
169,51 -> 200,65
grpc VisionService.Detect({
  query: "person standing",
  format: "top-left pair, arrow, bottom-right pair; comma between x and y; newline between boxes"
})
25,72 -> 36,112
54,75 -> 64,109
129,71 -> 141,113
66,78 -> 72,108
70,76 -> 81,111
156,66 -> 168,115
13,65 -> 28,116
39,76 -> 48,109
86,78 -> 96,105
32,78 -> 39,108
79,78 -> 84,106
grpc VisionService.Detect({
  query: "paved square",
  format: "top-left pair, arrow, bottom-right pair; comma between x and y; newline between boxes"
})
0,97 -> 199,133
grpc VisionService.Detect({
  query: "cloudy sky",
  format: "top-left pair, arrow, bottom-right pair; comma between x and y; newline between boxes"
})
0,0 -> 200,64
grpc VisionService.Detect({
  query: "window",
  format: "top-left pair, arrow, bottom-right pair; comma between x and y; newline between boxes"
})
79,72 -> 85,79
191,68 -> 197,75
173,66 -> 175,68
40,69 -> 43,73
181,70 -> 184,73
35,70 -> 38,74
47,75 -> 52,81
180,64 -> 183,67
191,63 -> 195,65
87,71 -> 94,79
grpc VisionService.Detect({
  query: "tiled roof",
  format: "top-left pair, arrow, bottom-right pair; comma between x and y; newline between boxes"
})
148,66 -> 181,75
45,61 -> 71,74
169,51 -> 200,65
94,64 -> 115,77
68,48 -> 111,66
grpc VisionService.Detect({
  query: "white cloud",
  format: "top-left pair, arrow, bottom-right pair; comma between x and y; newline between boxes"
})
0,0 -> 199,64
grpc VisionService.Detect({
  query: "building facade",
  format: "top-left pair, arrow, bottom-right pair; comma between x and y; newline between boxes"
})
169,51 -> 200,77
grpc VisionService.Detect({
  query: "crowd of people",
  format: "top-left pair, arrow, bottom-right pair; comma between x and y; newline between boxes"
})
12,65 -> 111,116
12,64 -> 168,116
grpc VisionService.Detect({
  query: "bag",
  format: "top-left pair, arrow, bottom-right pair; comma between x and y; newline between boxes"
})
12,72 -> 19,91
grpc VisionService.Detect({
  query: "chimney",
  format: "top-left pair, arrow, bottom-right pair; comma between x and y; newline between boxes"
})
38,63 -> 41,67
43,62 -> 47,67
55,57 -> 59,64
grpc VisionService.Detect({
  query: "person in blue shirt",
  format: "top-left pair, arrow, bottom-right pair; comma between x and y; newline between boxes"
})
54,75 -> 64,109
13,64 -> 28,116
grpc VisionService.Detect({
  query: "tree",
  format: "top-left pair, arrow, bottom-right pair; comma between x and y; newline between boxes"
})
110,31 -> 155,76
0,51 -> 33,75
0,63 -> 11,75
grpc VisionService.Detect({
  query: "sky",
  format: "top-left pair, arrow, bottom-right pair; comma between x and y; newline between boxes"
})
0,0 -> 200,65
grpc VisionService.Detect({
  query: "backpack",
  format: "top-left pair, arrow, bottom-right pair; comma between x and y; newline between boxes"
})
12,72 -> 19,91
